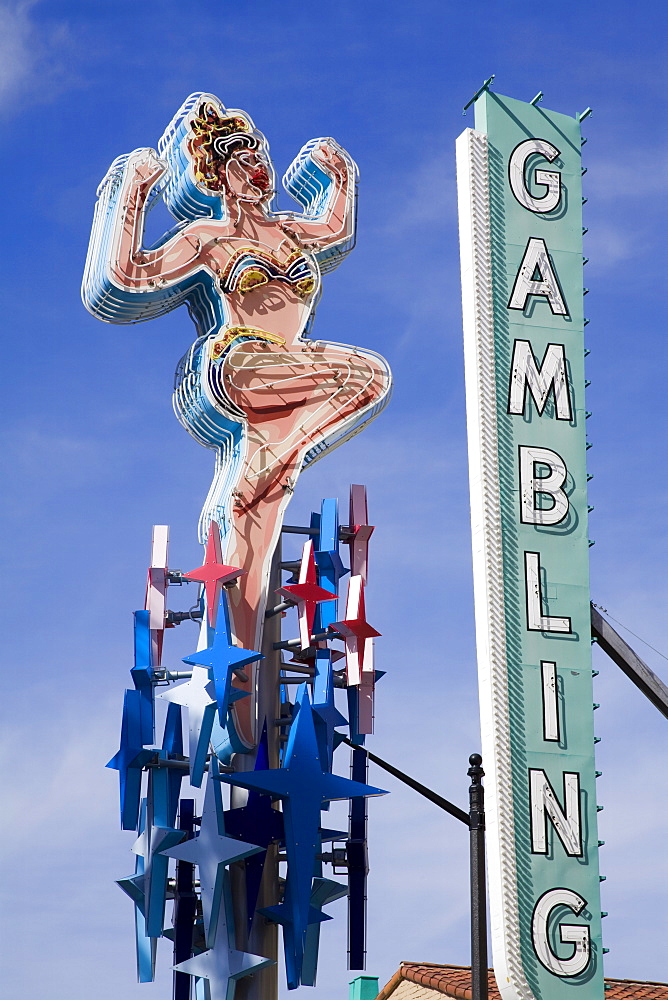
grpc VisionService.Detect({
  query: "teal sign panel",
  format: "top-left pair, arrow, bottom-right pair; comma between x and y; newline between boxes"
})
457,91 -> 604,1000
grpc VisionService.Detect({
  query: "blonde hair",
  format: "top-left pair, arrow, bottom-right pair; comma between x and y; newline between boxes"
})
187,101 -> 258,191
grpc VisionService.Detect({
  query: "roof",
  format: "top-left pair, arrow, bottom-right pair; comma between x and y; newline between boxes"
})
376,963 -> 668,1000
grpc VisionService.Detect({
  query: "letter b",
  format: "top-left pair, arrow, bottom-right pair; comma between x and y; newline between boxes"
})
519,446 -> 569,525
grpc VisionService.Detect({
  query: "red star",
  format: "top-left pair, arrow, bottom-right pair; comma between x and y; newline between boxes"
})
279,540 -> 336,649
348,484 -> 375,582
183,521 -> 244,627
329,574 -> 380,685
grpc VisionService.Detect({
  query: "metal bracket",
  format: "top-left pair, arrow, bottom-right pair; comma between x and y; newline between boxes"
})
590,604 -> 668,719
463,75 -> 495,115
165,608 -> 203,625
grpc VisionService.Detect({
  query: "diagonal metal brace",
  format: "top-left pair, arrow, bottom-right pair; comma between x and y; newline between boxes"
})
591,604 -> 668,720
342,737 -> 470,826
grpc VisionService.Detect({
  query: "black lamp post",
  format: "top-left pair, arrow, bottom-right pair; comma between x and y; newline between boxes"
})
468,754 -> 488,1000
343,739 -> 488,998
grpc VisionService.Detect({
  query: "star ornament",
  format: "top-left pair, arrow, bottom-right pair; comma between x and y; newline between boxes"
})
218,686 -> 386,986
314,496 -> 347,631
312,649 -> 347,768
131,609 -> 155,746
224,728 -> 285,935
131,771 -> 185,938
279,539 -> 336,649
144,524 -> 169,664
116,799 -> 157,983
174,937 -> 272,1000
161,760 -> 261,947
183,594 -> 261,727
356,630 -> 376,736
107,688 -> 154,831
329,574 -> 380,686
183,521 -> 244,628
217,684 -> 385,807
158,665 -> 216,788
348,484 -> 374,582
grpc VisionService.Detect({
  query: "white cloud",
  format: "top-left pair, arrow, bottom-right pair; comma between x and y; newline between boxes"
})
582,146 -> 668,275
584,221 -> 636,270
0,1 -> 36,103
378,146 -> 457,238
585,149 -> 668,202
0,1 -> 76,112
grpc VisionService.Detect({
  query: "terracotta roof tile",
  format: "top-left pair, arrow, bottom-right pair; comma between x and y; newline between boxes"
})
376,964 -> 668,1000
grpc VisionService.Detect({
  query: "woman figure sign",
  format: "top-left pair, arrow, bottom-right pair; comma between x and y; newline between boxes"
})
83,94 -> 392,748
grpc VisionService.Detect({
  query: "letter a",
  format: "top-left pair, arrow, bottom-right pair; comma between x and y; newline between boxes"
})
508,238 -> 568,316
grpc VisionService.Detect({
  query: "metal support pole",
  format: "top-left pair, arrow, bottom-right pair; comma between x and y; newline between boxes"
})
347,747 -> 369,970
173,799 -> 196,1000
235,539 -> 282,1000
468,754 -> 488,1000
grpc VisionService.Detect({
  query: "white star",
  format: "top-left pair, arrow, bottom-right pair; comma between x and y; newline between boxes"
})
158,666 -> 216,787
173,906 -> 272,1000
161,765 -> 261,946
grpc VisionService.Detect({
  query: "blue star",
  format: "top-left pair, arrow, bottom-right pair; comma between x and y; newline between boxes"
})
218,685 -> 386,988
107,688 -> 154,831
161,759 -> 262,947
312,649 -> 347,769
130,609 -> 155,745
224,727 -> 284,935
116,798 -> 157,983
301,876 -> 349,987
131,763 -> 185,937
183,594 -> 262,726
313,497 -> 348,631
160,703 -> 185,828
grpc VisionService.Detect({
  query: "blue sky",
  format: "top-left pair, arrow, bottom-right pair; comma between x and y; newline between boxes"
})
1,1 -> 667,997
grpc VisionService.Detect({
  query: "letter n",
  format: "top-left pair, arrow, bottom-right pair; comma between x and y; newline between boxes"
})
530,769 -> 582,857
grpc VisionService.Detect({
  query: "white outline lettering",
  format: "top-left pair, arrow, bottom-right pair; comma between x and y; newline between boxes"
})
530,769 -> 582,856
508,239 -> 568,316
509,139 -> 562,214
508,340 -> 572,420
524,552 -> 572,633
532,888 -> 591,977
519,446 -> 569,526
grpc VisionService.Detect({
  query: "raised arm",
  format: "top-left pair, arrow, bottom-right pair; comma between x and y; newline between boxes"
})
280,140 -> 357,254
108,150 -> 209,289
82,148 -> 223,324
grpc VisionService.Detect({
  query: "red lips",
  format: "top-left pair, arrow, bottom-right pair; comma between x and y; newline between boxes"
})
251,167 -> 270,190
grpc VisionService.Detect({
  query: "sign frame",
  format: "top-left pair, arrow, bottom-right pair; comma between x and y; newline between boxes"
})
457,91 -> 604,1000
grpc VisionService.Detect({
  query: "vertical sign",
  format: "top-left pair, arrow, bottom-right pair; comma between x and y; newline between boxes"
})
457,91 -> 604,1000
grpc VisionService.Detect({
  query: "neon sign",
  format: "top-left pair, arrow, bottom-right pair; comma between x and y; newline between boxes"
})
83,93 -> 392,749
457,91 -> 604,998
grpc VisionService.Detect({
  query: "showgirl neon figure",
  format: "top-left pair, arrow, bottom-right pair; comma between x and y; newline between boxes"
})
83,94 -> 392,747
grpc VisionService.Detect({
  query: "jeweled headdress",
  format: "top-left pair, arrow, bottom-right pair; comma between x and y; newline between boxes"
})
188,102 -> 259,191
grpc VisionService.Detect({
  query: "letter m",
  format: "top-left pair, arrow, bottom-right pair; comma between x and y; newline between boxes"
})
508,340 -> 572,420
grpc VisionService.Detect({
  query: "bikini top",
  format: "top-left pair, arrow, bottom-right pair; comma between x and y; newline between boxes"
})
219,246 -> 316,299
